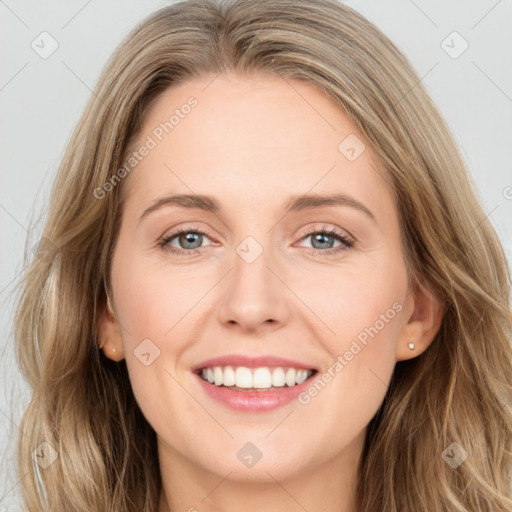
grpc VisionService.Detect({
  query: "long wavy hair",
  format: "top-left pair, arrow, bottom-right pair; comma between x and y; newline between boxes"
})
13,0 -> 512,510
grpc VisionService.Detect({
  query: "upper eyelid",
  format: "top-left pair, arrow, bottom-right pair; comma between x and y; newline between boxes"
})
161,223 -> 352,238
300,224 -> 353,238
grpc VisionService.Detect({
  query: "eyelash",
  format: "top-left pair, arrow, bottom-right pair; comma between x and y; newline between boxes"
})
157,224 -> 355,257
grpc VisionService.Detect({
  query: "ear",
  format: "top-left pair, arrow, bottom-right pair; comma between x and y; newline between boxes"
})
98,294 -> 125,362
396,281 -> 445,361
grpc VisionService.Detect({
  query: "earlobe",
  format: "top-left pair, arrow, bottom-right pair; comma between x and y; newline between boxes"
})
98,336 -> 124,361
396,282 -> 445,362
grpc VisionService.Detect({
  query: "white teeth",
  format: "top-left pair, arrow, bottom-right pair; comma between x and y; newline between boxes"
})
295,369 -> 308,384
272,367 -> 286,387
253,368 -> 272,388
223,366 -> 236,386
214,367 -> 223,386
285,368 -> 296,387
200,365 -> 313,389
235,367 -> 253,388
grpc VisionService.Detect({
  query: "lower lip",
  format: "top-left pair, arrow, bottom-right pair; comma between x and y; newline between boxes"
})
194,372 -> 317,412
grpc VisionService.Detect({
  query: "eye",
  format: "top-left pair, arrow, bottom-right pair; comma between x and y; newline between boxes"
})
158,226 -> 214,255
296,226 -> 355,255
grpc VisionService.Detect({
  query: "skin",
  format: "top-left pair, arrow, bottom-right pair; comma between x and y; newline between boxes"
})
99,71 -> 444,512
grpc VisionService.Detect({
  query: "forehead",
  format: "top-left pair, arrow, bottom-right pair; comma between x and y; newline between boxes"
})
120,72 -> 391,218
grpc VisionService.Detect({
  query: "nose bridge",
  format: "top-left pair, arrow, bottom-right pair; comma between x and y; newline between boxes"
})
232,233 -> 276,300
216,231 -> 289,329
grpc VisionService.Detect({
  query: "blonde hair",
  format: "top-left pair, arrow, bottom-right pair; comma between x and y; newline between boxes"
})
13,0 -> 512,510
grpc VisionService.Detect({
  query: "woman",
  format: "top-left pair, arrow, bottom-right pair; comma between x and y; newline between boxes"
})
14,0 -> 512,510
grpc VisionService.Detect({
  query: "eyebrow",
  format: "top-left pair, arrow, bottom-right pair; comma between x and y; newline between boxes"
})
139,192 -> 376,223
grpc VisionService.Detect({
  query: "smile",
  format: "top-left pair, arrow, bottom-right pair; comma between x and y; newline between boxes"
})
198,365 -> 316,390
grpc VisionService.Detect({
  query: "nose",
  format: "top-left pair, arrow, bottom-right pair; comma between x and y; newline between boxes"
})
216,239 -> 291,333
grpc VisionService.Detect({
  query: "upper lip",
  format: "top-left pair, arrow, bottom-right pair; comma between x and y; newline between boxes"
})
191,354 -> 319,372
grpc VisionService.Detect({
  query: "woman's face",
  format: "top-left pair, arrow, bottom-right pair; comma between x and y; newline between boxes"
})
102,72 -> 435,486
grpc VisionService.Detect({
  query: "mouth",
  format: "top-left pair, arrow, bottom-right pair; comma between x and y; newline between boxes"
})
191,354 -> 320,411
196,365 -> 318,391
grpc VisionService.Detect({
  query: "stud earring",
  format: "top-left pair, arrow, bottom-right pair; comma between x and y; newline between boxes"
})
408,342 -> 416,350
112,348 -> 117,353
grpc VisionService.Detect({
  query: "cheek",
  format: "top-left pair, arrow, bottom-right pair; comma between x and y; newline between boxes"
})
294,249 -> 407,416
110,240 -> 197,346
110,250 -> 198,440
110,243 -> 204,410
301,251 -> 407,352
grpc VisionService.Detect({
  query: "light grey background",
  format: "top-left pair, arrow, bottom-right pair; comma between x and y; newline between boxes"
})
1,0 -> 511,508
